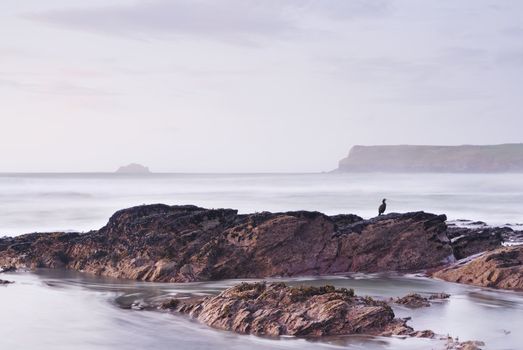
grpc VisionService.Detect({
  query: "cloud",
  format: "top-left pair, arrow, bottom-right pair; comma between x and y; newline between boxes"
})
0,78 -> 22,89
0,47 -> 27,57
0,77 -> 115,97
25,0 -> 391,43
375,84 -> 493,105
317,44 -> 498,105
0,47 -> 39,62
297,0 -> 391,19
497,50 -> 523,66
502,26 -> 523,38
324,56 -> 437,82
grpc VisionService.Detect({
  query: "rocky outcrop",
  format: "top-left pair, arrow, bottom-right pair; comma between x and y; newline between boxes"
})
165,282 -> 420,337
433,246 -> 523,291
158,283 -> 486,346
336,144 -> 523,173
394,293 -> 431,308
393,292 -> 450,308
0,205 -> 455,282
445,339 -> 485,350
0,265 -> 16,273
329,212 -> 453,273
115,163 -> 151,174
446,222 -> 507,260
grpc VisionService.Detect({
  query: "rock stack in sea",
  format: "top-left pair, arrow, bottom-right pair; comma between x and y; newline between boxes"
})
0,205 -> 455,282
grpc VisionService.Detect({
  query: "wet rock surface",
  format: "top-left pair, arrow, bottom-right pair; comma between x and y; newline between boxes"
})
503,224 -> 523,244
429,292 -> 451,300
446,222 -> 506,259
445,338 -> 485,350
164,282 -> 426,337
393,292 -> 450,308
394,293 -> 431,308
0,205 -> 454,282
433,246 -> 523,291
0,265 -> 16,273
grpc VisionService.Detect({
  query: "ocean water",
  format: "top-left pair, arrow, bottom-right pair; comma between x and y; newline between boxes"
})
1,172 -> 523,349
1,270 -> 522,350
0,172 -> 522,236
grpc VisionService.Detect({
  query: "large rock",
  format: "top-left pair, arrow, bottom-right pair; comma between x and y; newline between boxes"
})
433,246 -> 523,291
329,212 -> 453,273
0,205 -> 454,282
169,282 -> 416,337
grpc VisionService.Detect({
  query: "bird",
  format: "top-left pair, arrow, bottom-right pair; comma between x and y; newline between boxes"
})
378,198 -> 387,216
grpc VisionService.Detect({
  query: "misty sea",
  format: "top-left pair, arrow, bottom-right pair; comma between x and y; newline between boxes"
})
2,172 -> 523,350
1,172 -> 522,236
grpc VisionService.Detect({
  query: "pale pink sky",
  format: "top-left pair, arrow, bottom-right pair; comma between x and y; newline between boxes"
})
1,0 -> 522,172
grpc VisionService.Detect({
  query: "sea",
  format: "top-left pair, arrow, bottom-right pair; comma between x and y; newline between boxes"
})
1,172 -> 522,350
1,172 -> 522,236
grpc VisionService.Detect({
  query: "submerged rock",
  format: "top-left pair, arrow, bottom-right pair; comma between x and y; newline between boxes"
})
447,222 -> 507,259
168,282 -> 426,337
394,293 -> 431,308
445,338 -> 485,350
429,292 -> 451,300
0,265 -> 16,273
0,205 -> 454,282
393,292 -> 450,308
433,246 -> 523,291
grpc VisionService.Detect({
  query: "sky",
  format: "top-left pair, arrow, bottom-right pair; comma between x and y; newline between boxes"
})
0,0 -> 522,172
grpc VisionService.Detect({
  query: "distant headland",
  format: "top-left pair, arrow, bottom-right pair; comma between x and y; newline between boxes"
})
115,163 -> 151,174
335,144 -> 523,173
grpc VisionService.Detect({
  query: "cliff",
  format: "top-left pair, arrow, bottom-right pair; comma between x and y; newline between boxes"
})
336,144 -> 523,173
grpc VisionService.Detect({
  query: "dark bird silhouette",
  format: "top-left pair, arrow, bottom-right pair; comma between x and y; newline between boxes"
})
378,198 -> 387,216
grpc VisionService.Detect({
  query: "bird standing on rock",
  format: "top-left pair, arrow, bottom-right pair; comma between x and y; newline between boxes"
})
378,199 -> 387,216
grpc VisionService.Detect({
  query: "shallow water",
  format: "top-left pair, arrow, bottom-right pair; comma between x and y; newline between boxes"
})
1,270 -> 522,350
1,172 -> 522,349
1,172 -> 523,236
